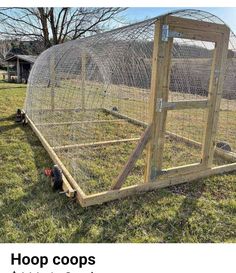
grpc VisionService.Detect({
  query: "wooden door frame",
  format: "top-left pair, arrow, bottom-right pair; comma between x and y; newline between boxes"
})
145,15 -> 230,183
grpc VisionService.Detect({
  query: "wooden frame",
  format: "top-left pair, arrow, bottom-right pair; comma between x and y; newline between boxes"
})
145,15 -> 231,183
26,15 -> 235,207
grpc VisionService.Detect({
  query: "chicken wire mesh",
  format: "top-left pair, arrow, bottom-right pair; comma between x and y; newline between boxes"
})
25,9 -> 236,194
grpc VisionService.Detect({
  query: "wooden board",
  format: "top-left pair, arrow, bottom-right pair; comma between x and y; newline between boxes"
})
36,119 -> 126,126
62,174 -> 76,198
201,29 -> 230,167
26,114 -> 86,205
53,137 -> 140,151
111,125 -> 152,190
160,99 -> 209,110
145,18 -> 173,182
82,162 -> 236,207
167,16 -> 229,34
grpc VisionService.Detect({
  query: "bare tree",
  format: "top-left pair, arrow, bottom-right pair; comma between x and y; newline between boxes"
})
0,39 -> 13,66
0,8 -> 126,49
0,39 -> 12,59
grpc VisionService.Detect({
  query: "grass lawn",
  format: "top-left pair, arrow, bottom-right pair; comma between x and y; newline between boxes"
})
0,79 -> 235,243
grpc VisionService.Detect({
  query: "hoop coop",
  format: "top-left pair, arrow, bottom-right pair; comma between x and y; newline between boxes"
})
25,9 -> 236,206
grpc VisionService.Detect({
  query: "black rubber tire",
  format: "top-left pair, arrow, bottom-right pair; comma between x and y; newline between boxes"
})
15,116 -> 22,122
52,165 -> 63,191
112,106 -> 118,111
216,141 -> 231,152
15,109 -> 23,123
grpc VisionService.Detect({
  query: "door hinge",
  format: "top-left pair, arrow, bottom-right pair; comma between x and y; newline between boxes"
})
156,98 -> 163,112
162,24 -> 183,42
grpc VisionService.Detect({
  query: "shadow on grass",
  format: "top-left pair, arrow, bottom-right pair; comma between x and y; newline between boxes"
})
0,123 -> 19,133
0,114 -> 15,122
67,182 -> 207,243
0,80 -> 26,89
162,182 -> 206,242
0,86 -> 26,90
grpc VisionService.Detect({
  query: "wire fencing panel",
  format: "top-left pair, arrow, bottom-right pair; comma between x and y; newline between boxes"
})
25,10 -> 236,194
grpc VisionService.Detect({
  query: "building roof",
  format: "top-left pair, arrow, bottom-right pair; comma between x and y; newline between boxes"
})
5,54 -> 37,64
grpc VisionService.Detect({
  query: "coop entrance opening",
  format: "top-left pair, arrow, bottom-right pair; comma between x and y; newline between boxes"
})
145,16 -> 230,183
161,38 -> 215,173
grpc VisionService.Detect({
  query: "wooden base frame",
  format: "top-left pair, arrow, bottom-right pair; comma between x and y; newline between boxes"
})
25,15 -> 236,207
26,105 -> 236,207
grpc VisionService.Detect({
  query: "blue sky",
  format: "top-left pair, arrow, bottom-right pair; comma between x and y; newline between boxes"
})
123,8 -> 236,33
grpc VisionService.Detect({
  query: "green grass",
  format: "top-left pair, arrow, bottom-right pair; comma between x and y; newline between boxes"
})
0,79 -> 236,243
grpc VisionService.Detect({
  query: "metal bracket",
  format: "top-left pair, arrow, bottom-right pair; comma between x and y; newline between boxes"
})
156,98 -> 176,112
156,98 -> 163,112
162,24 -> 183,42
59,189 -> 76,198
150,167 -> 167,180
214,69 -> 220,83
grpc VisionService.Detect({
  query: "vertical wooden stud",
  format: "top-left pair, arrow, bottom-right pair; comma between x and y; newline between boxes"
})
201,28 -> 230,167
145,18 -> 173,182
154,38 -> 173,170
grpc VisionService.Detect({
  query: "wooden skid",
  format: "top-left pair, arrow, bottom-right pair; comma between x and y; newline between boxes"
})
36,119 -> 126,126
27,110 -> 236,207
82,163 -> 236,207
62,174 -> 76,198
53,138 -> 140,151
26,115 -> 86,205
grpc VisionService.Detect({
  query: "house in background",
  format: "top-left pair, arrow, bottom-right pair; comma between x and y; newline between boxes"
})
5,54 -> 37,83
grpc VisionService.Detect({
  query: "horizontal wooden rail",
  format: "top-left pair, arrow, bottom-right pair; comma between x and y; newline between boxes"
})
29,108 -> 102,113
168,15 -> 229,34
104,108 -> 236,163
170,26 -> 221,43
160,163 -> 203,177
166,131 -> 236,162
52,137 -> 140,151
158,99 -> 209,111
103,108 -> 148,127
36,119 -> 126,126
82,162 -> 236,207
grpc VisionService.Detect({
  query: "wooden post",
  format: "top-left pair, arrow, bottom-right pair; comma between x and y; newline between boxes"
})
201,28 -> 230,167
17,57 -> 21,83
145,18 -> 173,182
81,53 -> 86,110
